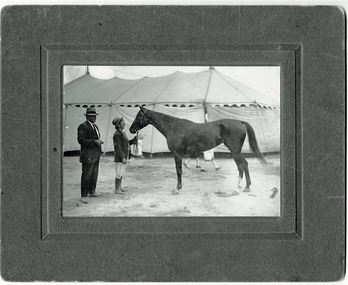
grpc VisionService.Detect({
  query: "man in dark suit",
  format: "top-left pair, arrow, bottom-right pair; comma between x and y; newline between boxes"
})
77,107 -> 104,203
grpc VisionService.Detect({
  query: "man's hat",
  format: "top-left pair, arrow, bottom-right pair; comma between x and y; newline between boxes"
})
112,117 -> 123,127
85,107 -> 99,116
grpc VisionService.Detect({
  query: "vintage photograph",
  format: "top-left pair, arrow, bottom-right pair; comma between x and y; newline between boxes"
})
63,66 -> 281,217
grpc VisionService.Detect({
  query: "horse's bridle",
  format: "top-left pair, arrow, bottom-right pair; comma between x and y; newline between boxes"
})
135,111 -> 149,131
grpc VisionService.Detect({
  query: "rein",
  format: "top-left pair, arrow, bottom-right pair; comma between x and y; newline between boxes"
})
133,131 -> 139,155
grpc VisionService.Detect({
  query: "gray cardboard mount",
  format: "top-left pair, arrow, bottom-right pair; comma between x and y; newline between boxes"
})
1,6 -> 345,281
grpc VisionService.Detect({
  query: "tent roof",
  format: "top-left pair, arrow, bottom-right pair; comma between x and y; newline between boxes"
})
64,74 -> 143,104
116,70 -> 211,104
64,68 -> 279,106
205,69 -> 279,106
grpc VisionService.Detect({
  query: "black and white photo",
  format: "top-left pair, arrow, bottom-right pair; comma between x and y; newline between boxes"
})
63,65 -> 281,217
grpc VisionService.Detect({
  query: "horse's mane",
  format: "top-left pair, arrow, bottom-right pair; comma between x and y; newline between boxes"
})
144,108 -> 191,124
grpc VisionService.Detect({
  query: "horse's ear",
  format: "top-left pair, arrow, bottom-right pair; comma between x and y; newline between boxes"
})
140,105 -> 146,113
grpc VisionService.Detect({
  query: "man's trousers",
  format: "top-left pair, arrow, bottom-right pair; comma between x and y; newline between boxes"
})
80,159 -> 100,197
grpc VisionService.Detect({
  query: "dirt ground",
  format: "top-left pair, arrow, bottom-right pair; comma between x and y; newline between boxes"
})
63,153 -> 280,217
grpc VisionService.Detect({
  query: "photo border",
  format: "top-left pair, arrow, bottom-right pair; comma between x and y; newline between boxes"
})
2,6 -> 345,281
42,45 -> 297,238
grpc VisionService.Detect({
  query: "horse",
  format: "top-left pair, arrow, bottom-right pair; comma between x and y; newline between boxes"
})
129,106 -> 266,195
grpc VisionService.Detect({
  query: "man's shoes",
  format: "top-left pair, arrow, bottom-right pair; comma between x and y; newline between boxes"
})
80,197 -> 89,204
215,167 -> 221,171
89,192 -> 102,197
201,169 -> 207,172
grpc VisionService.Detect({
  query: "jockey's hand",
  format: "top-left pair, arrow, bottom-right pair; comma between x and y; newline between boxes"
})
95,139 -> 104,146
122,158 -> 127,164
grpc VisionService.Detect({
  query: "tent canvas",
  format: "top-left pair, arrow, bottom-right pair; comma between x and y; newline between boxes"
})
64,104 -> 206,154
63,67 -> 280,154
206,105 -> 280,153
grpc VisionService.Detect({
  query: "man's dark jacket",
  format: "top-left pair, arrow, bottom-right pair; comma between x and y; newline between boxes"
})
77,121 -> 102,163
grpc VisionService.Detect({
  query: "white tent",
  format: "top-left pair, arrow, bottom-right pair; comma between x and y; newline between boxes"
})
63,67 -> 280,154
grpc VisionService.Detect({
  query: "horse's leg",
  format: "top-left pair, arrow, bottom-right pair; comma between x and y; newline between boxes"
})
172,153 -> 183,195
234,158 -> 244,188
236,154 -> 251,192
223,135 -> 246,191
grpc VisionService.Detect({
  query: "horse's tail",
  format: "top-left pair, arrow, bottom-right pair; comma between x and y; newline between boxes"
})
241,121 -> 267,165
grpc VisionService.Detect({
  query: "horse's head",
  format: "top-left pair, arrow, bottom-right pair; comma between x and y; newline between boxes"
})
129,106 -> 150,134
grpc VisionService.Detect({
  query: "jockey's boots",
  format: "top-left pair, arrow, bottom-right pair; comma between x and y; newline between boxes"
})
115,178 -> 124,194
120,177 -> 127,192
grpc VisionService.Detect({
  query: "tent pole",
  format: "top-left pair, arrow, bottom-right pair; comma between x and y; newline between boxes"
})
150,104 -> 155,158
103,103 -> 113,156
203,67 -> 213,123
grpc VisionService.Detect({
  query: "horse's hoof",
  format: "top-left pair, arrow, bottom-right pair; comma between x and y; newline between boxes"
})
172,189 -> 180,195
243,188 -> 250,193
232,190 -> 239,196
